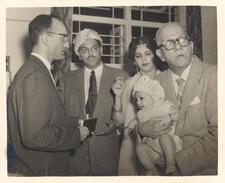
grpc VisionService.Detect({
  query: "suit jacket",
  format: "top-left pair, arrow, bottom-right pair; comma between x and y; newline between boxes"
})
156,56 -> 217,175
7,55 -> 81,176
64,65 -> 128,175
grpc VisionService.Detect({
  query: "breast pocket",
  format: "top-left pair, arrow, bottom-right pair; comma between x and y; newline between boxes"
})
185,103 -> 207,131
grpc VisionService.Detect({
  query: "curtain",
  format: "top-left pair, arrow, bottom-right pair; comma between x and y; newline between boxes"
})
186,6 -> 202,60
51,7 -> 73,102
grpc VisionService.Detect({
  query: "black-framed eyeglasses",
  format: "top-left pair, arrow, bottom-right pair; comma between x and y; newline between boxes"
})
158,36 -> 190,51
47,32 -> 68,38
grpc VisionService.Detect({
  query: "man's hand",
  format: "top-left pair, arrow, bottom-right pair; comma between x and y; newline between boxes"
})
152,114 -> 174,128
137,114 -> 173,139
112,76 -> 124,97
78,126 -> 90,141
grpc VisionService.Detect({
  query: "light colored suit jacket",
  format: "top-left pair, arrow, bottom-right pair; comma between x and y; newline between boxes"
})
7,55 -> 81,176
64,65 -> 128,175
156,56 -> 217,175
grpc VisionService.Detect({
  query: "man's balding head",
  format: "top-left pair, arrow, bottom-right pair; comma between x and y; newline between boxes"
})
155,22 -> 187,47
155,22 -> 193,76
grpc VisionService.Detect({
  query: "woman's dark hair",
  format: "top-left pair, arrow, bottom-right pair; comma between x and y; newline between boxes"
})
128,36 -> 168,71
28,14 -> 54,46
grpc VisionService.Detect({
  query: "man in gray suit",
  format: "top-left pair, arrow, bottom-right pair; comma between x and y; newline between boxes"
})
137,22 -> 217,175
64,28 -> 128,175
7,14 -> 89,176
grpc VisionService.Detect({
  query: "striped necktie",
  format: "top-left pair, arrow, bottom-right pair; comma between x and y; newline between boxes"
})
176,78 -> 185,107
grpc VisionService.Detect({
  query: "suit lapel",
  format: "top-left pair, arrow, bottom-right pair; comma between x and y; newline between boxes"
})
30,55 -> 54,86
75,69 -> 86,118
175,57 -> 203,134
30,55 -> 65,108
160,70 -> 178,106
180,56 -> 202,111
161,56 -> 203,111
93,65 -> 110,118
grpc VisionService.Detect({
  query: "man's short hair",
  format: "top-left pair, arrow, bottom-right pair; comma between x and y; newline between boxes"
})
28,14 -> 54,46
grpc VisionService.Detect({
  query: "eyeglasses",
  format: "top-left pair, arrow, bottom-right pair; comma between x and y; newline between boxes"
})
158,37 -> 190,50
47,31 -> 68,38
47,31 -> 68,43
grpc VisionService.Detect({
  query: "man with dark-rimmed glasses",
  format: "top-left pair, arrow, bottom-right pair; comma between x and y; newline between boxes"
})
7,14 -> 89,176
137,22 -> 217,175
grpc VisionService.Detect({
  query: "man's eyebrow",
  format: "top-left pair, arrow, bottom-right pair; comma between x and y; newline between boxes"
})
80,44 -> 99,49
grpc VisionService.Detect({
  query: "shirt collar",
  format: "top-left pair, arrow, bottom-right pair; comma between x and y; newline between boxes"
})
31,52 -> 51,71
171,61 -> 193,82
84,62 -> 103,75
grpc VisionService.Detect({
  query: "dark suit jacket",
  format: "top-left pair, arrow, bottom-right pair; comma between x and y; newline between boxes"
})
156,56 -> 217,175
7,55 -> 81,176
64,65 -> 128,175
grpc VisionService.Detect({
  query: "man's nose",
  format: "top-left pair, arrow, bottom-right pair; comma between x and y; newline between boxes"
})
175,40 -> 182,50
88,49 -> 93,56
137,99 -> 142,107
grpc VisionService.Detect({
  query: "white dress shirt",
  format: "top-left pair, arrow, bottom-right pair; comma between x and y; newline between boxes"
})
84,63 -> 103,104
171,61 -> 193,95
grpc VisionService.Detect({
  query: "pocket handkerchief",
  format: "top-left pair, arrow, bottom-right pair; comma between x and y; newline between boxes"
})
190,96 -> 200,106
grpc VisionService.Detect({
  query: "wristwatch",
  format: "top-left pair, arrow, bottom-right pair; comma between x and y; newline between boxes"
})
124,127 -> 132,136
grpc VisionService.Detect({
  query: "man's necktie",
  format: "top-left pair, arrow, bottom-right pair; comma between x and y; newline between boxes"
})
86,70 -> 97,118
176,78 -> 185,107
51,69 -> 64,103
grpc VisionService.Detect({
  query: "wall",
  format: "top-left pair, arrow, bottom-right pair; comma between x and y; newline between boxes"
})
201,6 -> 217,65
6,6 -> 217,81
6,8 -> 50,86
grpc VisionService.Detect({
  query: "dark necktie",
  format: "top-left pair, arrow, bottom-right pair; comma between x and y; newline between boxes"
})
51,69 -> 64,103
86,70 -> 97,118
176,78 -> 185,107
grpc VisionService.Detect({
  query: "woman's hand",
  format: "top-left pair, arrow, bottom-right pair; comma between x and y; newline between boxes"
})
112,76 -> 125,97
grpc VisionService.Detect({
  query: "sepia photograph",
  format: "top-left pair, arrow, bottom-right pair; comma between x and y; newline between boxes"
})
1,1 -> 225,183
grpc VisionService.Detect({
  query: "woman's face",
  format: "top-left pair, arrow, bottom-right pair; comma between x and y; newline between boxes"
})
134,44 -> 155,73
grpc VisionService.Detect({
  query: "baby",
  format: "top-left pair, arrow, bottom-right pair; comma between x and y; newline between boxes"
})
127,75 -> 182,175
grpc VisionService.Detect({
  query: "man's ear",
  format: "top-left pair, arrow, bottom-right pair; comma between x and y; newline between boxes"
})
156,49 -> 166,62
190,41 -> 194,54
100,46 -> 103,55
40,33 -> 48,46
76,48 -> 81,59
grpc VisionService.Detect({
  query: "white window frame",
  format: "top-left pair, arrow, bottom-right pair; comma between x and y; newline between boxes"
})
72,6 -> 180,65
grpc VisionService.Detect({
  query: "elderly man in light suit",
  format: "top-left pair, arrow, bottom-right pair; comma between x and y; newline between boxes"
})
137,22 -> 217,175
64,28 -> 128,175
